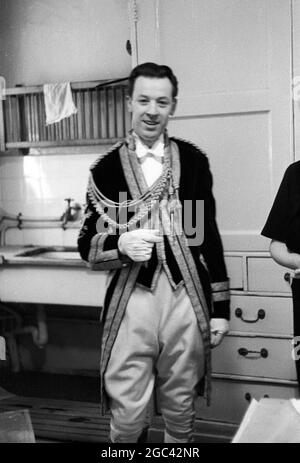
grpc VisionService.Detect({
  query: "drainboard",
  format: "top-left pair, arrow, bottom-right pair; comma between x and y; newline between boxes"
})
15,246 -> 80,260
30,251 -> 80,259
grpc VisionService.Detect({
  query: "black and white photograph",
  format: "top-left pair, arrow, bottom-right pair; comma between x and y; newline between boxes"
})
0,0 -> 299,452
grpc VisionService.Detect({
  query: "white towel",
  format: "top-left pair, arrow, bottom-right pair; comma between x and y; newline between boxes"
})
43,82 -> 77,125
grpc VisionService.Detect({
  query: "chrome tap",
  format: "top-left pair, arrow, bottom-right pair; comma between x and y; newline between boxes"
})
61,198 -> 82,229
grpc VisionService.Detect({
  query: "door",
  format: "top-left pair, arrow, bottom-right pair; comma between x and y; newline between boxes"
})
131,0 -> 293,252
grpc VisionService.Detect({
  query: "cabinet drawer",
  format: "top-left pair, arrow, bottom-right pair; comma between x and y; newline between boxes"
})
196,379 -> 299,424
230,295 -> 293,335
247,257 -> 291,293
212,336 -> 297,380
225,256 -> 243,289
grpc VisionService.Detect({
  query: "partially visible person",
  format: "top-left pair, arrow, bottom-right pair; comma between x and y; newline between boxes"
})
261,161 -> 300,388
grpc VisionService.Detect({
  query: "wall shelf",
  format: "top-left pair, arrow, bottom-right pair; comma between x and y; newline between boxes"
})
0,78 -> 130,154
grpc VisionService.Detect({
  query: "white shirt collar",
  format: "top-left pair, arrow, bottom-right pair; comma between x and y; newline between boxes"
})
133,133 -> 164,159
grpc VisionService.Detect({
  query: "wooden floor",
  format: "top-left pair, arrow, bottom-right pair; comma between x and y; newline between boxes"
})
0,394 -> 237,443
0,373 -> 238,443
0,394 -> 111,442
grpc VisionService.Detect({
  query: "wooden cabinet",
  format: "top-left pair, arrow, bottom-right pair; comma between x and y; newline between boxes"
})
195,252 -> 299,426
196,378 -> 299,424
213,336 -> 296,380
229,295 -> 293,335
247,257 -> 292,293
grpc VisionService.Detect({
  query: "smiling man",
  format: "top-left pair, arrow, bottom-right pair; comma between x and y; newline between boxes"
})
128,74 -> 177,147
78,62 -> 230,443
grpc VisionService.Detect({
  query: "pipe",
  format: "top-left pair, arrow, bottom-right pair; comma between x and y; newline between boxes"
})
5,333 -> 20,372
0,302 -> 48,372
0,301 -> 22,372
0,214 -> 62,225
34,304 -> 48,347
0,217 -> 81,246
14,305 -> 48,349
0,301 -> 22,328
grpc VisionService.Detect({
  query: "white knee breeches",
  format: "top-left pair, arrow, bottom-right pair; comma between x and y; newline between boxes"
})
104,271 -> 205,443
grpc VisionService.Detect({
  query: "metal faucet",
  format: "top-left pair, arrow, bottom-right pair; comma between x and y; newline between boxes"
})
61,198 -> 82,229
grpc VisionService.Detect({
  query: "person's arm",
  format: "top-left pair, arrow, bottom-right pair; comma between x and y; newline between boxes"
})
77,177 -> 131,270
199,156 -> 230,322
270,239 -> 300,270
197,156 -> 230,347
78,176 -> 162,269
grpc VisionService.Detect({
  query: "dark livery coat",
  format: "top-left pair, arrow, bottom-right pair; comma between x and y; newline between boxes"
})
78,137 -> 230,323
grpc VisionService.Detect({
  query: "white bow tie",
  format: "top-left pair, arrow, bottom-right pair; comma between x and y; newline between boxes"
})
138,152 -> 164,164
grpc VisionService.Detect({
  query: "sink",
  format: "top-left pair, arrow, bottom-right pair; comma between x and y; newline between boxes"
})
15,246 -> 81,260
0,245 -> 108,306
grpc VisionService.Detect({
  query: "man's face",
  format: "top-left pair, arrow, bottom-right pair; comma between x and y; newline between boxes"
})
127,76 -> 177,147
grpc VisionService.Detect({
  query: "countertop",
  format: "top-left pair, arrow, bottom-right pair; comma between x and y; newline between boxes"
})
0,245 -> 85,268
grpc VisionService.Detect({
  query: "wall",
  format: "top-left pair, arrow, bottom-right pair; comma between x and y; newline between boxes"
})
0,0 -> 132,248
0,147 -> 112,246
0,0 -> 131,86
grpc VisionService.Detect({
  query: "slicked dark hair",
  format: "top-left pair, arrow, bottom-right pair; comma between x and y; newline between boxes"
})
128,62 -> 178,99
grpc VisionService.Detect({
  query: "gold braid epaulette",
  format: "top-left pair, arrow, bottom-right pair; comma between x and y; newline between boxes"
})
87,163 -> 173,232
89,140 -> 124,171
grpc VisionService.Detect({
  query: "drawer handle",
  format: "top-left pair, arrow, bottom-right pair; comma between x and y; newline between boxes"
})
235,308 -> 265,323
245,392 -> 251,402
238,347 -> 268,358
245,393 -> 269,402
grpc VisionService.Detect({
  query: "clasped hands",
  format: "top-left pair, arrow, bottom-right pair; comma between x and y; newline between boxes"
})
118,228 -> 162,262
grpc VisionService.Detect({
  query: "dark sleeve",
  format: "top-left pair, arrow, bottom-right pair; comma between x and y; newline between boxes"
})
261,166 -> 290,242
77,176 -> 131,270
200,157 -> 230,320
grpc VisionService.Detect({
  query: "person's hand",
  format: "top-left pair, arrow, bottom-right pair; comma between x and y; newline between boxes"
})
118,229 -> 163,262
210,318 -> 229,348
294,268 -> 300,279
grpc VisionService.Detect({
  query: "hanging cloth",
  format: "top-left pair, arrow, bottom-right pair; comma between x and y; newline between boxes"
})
43,82 -> 77,125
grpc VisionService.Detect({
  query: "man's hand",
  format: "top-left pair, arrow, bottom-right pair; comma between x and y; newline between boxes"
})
210,318 -> 229,348
118,229 -> 163,262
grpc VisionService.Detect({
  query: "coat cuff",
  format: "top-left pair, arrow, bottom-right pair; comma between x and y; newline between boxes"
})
88,233 -> 131,270
211,279 -> 230,319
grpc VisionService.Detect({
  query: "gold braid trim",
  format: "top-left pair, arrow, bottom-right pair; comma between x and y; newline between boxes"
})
211,281 -> 230,292
212,290 -> 230,302
87,137 -> 175,231
89,140 -> 123,171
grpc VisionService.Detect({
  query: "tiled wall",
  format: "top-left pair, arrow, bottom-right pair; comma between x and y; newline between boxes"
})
0,146 -> 112,247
